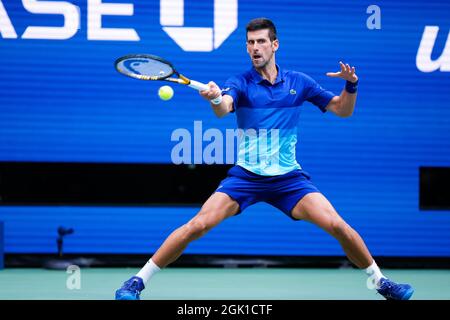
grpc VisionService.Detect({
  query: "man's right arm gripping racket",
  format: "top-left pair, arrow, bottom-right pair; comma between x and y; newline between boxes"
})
199,81 -> 234,118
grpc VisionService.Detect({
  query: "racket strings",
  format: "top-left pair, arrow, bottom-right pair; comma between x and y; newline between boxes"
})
117,57 -> 174,80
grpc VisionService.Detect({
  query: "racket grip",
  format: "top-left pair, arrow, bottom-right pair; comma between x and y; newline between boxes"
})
189,80 -> 209,91
189,80 -> 223,105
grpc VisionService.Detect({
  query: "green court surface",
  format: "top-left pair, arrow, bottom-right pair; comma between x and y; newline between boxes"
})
0,267 -> 449,300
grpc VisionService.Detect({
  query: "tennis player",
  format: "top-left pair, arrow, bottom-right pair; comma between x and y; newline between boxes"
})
116,18 -> 414,300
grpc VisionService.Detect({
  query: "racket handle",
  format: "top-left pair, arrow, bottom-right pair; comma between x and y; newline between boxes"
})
189,80 -> 223,105
188,80 -> 209,91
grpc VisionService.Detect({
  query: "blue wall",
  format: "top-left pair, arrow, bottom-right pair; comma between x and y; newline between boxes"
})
1,0 -> 450,256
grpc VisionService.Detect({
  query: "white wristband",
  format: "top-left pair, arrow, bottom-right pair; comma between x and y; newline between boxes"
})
210,95 -> 222,105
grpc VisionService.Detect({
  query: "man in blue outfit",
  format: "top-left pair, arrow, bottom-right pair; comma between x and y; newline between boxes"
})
116,18 -> 414,300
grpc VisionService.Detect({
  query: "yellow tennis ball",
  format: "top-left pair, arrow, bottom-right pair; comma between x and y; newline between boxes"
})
158,85 -> 174,101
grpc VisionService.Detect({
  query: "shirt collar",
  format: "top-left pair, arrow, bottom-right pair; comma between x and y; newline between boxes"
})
250,64 -> 284,85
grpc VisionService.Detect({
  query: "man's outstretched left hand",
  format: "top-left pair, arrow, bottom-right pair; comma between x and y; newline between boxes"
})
326,62 -> 358,83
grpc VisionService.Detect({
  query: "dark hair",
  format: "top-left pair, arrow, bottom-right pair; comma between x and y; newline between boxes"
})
246,18 -> 277,41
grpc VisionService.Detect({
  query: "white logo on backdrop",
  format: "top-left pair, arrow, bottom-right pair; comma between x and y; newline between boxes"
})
0,0 -> 139,40
416,26 -> 450,72
160,0 -> 238,52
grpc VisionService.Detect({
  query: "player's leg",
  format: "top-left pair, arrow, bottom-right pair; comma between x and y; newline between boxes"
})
115,192 -> 239,300
291,192 -> 372,268
151,191 -> 239,268
291,192 -> 414,300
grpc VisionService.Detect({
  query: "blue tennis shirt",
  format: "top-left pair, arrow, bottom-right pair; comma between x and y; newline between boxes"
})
222,65 -> 335,176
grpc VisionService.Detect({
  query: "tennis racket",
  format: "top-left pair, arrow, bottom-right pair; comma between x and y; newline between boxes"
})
114,54 -> 222,104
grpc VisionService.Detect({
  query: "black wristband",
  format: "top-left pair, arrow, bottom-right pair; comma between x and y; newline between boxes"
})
345,79 -> 358,94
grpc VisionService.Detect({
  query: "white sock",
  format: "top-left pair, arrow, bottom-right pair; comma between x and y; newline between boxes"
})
365,260 -> 386,289
136,258 -> 161,285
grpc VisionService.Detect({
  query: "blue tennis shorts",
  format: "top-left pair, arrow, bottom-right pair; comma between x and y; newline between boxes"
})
215,165 -> 320,220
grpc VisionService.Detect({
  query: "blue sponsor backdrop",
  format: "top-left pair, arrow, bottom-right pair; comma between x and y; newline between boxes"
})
0,0 -> 450,256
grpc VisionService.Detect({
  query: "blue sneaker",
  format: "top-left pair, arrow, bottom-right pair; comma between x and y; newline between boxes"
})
377,278 -> 414,300
115,276 -> 145,300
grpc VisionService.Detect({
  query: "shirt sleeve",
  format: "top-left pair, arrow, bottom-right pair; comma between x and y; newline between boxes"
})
302,74 -> 336,113
221,76 -> 242,112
